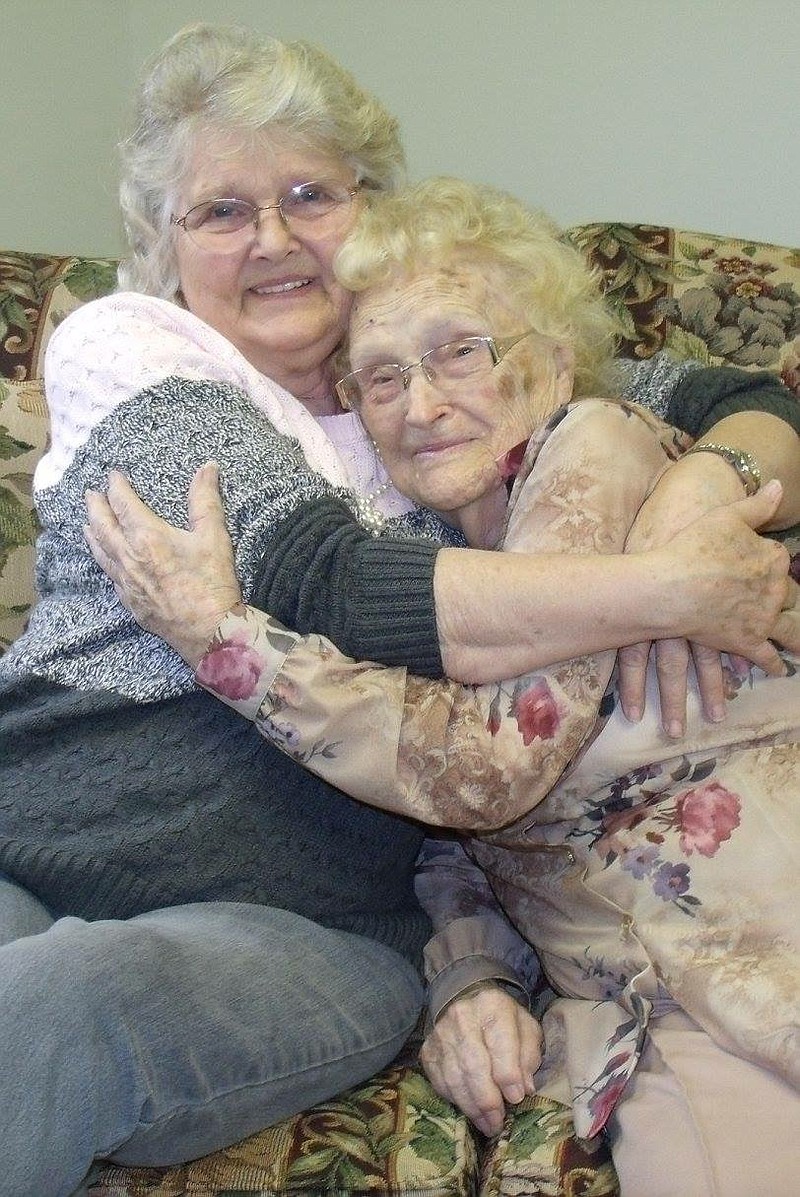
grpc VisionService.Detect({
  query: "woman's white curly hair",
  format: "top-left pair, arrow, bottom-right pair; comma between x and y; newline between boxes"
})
117,23 -> 406,300
335,176 -> 623,397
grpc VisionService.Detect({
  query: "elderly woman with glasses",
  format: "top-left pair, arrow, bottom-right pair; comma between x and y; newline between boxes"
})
1,21 -> 799,1196
86,177 -> 799,1197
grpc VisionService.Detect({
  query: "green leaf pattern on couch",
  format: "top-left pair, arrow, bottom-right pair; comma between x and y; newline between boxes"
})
0,415 -> 38,572
0,251 -> 117,381
0,378 -> 48,648
479,1094 -> 618,1197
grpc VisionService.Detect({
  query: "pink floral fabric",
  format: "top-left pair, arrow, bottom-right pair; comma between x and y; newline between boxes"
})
196,626 -> 266,701
195,399 -> 800,1138
197,400 -> 671,831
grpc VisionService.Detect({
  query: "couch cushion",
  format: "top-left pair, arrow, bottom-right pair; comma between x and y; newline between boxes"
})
0,251 -> 117,381
478,1095 -> 619,1197
88,1075 -> 620,1197
88,1063 -> 480,1197
569,225 -> 800,398
0,378 -> 47,648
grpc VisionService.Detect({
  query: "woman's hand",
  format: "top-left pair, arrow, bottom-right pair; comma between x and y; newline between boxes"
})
620,457 -> 793,736
419,982 -> 543,1137
84,462 -> 241,668
772,576 -> 800,650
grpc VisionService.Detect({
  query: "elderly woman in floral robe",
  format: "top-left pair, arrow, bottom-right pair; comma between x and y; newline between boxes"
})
86,178 -> 800,1196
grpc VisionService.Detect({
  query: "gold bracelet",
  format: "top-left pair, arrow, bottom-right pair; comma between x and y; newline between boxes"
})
683,442 -> 762,496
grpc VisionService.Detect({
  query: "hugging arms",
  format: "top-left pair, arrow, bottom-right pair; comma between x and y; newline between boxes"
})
82,178 -> 800,1197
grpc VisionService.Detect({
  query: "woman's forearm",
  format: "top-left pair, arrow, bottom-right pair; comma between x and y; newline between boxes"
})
194,600 -> 609,830
434,549 -> 680,679
689,411 -> 800,529
435,482 -> 790,683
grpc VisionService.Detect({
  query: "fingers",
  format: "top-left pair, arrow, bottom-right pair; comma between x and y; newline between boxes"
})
738,638 -> 787,678
771,608 -> 800,653
653,638 -> 690,738
84,487 -> 118,537
690,644 -> 727,725
510,1005 -> 543,1095
86,472 -> 161,567
480,1001 -> 542,1105
732,477 -> 782,529
84,489 -> 128,579
83,521 -> 116,580
105,470 -> 157,528
421,1023 -> 506,1136
187,462 -> 228,535
419,986 -> 543,1137
617,641 -> 651,723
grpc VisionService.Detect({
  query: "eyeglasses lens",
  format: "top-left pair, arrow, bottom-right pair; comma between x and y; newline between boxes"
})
343,338 -> 496,410
181,182 -> 355,253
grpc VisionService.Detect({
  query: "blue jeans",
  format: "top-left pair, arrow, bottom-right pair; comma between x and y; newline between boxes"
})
0,875 -> 423,1197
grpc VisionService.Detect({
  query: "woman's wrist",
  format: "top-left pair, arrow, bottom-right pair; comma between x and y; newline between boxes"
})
683,442 -> 761,495
628,451 -> 748,553
687,411 -> 800,529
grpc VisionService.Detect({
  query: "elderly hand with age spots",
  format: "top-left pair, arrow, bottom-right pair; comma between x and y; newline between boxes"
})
84,463 -> 241,669
419,981 -> 543,1138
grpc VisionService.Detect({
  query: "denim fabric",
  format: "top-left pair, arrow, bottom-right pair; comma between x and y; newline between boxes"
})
0,872 -> 54,943
0,880 -> 423,1197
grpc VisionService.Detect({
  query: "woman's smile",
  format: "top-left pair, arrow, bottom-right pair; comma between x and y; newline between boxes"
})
248,276 -> 316,298
411,436 -> 474,462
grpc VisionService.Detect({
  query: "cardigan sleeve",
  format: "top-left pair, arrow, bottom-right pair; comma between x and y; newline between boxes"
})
250,497 -> 444,677
666,365 -> 800,438
616,352 -> 800,438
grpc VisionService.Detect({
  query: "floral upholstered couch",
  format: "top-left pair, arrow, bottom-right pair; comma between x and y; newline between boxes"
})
2,224 -> 799,1197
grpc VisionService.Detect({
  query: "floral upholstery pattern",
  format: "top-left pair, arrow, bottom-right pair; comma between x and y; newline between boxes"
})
570,225 -> 800,391
0,252 -> 117,648
479,1095 -> 620,1197
0,252 -> 118,381
2,224 -> 799,1196
89,1052 -> 481,1197
88,1076 -> 618,1197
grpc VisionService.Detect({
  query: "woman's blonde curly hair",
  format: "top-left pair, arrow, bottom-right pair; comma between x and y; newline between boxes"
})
117,23 -> 406,300
335,176 -> 623,397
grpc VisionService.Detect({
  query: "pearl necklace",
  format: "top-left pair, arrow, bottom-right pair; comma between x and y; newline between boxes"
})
355,480 -> 390,535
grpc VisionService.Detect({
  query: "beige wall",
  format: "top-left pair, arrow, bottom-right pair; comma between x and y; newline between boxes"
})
3,0 -> 798,256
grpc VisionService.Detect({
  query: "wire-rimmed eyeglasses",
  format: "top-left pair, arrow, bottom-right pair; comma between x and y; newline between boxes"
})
171,180 -> 361,254
335,329 -> 538,412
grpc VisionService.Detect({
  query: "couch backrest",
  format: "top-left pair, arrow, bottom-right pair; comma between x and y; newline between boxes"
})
1,226 -> 799,649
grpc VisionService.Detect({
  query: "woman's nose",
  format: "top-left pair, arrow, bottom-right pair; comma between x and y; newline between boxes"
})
249,207 -> 300,257
403,370 -> 450,426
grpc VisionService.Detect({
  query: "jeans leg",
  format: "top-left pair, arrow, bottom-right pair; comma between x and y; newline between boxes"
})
0,901 -> 423,1197
0,873 -> 54,944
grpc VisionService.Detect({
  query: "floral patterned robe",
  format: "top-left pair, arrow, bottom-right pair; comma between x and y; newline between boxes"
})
194,399 -> 800,1137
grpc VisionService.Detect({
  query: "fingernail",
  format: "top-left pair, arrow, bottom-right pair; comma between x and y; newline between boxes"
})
666,720 -> 683,739
506,1084 -> 524,1104
625,705 -> 642,724
709,705 -> 726,723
